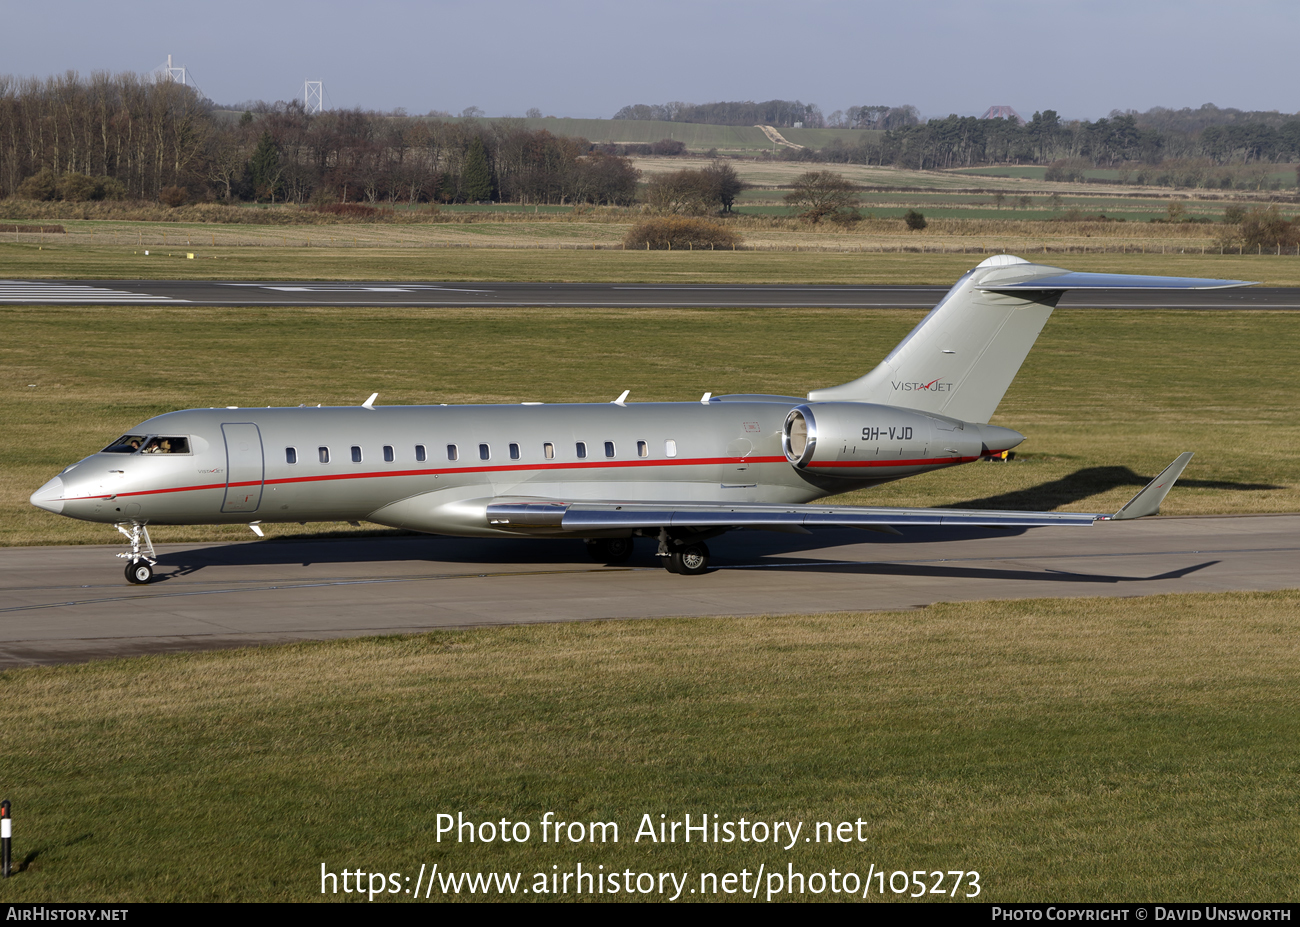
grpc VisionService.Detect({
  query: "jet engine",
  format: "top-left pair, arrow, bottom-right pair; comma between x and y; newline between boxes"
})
782,402 -> 1013,480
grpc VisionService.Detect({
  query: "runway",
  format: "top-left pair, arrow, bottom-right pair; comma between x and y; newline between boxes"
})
1,279 -> 1298,308
2,514 -> 1295,668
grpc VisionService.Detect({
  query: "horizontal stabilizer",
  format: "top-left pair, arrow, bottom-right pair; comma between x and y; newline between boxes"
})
1109,452 -> 1194,520
978,272 -> 1254,291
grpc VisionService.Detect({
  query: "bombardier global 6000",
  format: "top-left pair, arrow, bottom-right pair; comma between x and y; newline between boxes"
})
30,256 -> 1249,583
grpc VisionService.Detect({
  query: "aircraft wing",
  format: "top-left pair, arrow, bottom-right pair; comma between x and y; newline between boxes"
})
486,454 -> 1194,532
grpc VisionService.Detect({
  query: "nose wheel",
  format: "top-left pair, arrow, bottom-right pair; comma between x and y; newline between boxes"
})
125,560 -> 154,584
115,522 -> 157,584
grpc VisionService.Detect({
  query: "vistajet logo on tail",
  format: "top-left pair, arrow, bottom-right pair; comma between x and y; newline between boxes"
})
892,378 -> 953,393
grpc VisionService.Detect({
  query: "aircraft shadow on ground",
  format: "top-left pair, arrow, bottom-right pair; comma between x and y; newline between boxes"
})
733,556 -> 1221,584
153,525 -> 1039,580
154,535 -> 600,579
151,525 -> 1220,589
949,465 -> 1282,512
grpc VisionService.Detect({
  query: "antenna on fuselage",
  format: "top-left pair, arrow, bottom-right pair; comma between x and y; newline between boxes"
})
611,390 -> 629,406
362,393 -> 378,410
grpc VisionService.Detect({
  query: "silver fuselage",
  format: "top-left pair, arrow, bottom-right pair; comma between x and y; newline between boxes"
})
34,399 -> 1017,538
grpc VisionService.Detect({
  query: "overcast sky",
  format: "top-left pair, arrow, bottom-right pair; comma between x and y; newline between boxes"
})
5,0 -> 1296,121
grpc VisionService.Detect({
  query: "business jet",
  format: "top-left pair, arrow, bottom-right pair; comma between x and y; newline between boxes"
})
30,256 -> 1248,584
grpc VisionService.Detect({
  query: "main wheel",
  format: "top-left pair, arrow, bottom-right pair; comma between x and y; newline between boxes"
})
587,537 -> 636,565
125,560 -> 154,585
669,542 -> 710,576
603,537 -> 635,564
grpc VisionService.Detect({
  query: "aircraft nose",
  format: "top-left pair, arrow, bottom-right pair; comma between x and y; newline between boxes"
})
977,424 -> 1025,453
30,475 -> 65,514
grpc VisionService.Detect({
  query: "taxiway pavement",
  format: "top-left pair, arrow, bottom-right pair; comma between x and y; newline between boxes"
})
2,514 -> 1295,667
1,279 -> 1297,309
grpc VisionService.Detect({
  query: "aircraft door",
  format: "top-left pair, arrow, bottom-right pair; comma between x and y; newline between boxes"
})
221,423 -> 264,514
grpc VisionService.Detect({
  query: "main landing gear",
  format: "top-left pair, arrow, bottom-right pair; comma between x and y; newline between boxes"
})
654,527 -> 714,576
585,537 -> 636,565
584,533 -> 714,575
115,522 -> 157,584
663,542 -> 710,576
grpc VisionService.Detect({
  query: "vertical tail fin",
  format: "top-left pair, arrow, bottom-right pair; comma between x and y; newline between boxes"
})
808,256 -> 1253,424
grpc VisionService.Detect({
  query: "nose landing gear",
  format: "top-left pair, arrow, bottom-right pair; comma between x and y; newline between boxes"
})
115,523 -> 157,584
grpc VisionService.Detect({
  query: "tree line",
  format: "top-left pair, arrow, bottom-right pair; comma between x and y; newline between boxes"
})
784,110 -> 1300,187
0,72 -> 640,206
5,71 -> 1298,208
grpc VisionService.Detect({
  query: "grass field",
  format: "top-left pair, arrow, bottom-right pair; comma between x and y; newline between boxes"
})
5,233 -> 1300,285
4,302 -> 1298,546
1,590 -> 1297,901
2,237 -> 1297,904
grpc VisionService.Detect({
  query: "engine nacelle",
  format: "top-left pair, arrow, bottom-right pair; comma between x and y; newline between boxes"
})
783,402 -> 992,480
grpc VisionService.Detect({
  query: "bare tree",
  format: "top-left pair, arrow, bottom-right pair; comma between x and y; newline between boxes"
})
783,171 -> 860,223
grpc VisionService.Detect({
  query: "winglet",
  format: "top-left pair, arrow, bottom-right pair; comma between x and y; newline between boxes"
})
1110,452 -> 1194,520
362,392 -> 378,410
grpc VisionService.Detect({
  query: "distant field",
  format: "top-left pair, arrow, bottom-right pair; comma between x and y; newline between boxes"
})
630,157 -> 1084,191
954,164 -> 1300,186
2,590 -> 1298,901
425,117 -> 880,154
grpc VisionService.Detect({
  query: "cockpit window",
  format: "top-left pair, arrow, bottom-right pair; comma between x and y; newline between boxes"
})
103,434 -> 146,453
140,436 -> 190,454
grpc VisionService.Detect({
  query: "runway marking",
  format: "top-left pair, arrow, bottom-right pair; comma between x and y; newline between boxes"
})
222,283 -> 491,293
0,280 -> 186,303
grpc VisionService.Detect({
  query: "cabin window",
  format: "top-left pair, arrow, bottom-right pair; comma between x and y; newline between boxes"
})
351,445 -> 363,463
479,444 -> 490,461
637,440 -> 648,458
576,441 -> 587,459
509,443 -> 520,460
383,445 -> 394,462
544,442 -> 554,460
286,447 -> 297,465
665,439 -> 677,458
319,446 -> 330,464
604,441 -> 616,458
447,444 -> 458,461
415,444 -> 426,462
